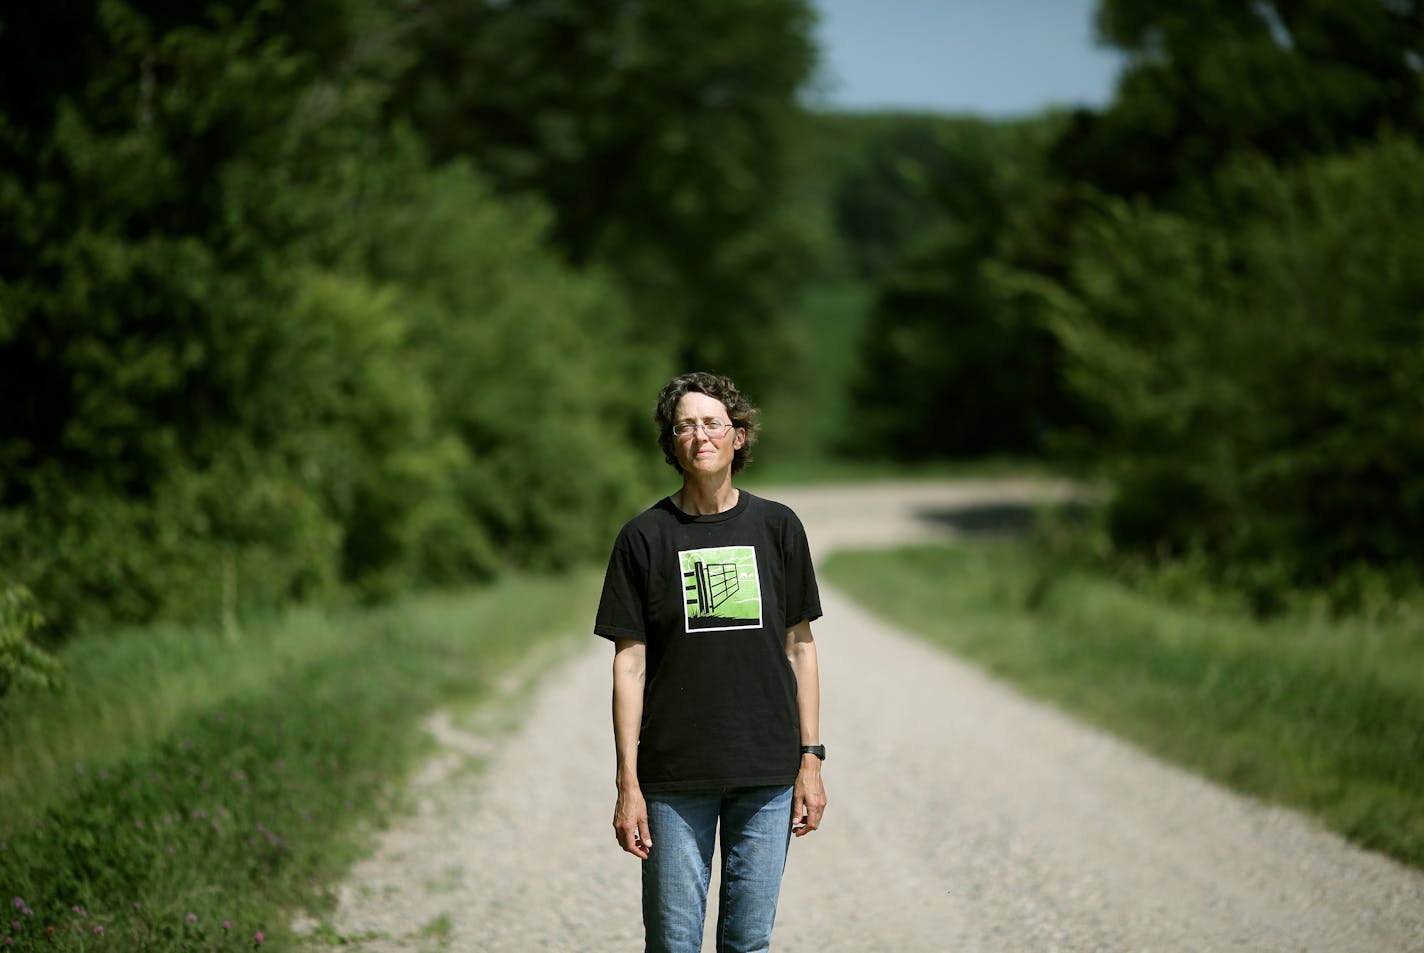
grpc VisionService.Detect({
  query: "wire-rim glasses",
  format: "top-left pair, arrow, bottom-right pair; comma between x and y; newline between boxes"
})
671,419 -> 733,440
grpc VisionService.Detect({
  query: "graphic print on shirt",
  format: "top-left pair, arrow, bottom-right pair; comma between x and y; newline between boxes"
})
678,546 -> 763,633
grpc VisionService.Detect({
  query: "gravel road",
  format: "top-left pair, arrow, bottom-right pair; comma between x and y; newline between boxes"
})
318,479 -> 1424,952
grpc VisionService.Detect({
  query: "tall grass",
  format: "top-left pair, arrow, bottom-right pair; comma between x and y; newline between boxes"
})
1,572 -> 599,951
823,542 -> 1424,868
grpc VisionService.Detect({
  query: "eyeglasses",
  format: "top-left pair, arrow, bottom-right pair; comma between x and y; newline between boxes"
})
671,419 -> 732,439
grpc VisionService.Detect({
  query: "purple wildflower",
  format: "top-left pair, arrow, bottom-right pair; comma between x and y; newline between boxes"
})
93,925 -> 104,936
134,819 -> 143,829
132,904 -> 140,911
185,913 -> 197,923
254,930 -> 265,945
223,920 -> 232,930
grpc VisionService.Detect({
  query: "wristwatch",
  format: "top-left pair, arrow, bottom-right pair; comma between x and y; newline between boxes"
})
800,744 -> 826,761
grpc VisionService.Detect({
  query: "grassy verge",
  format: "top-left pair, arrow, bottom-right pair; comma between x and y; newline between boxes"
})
1,572 -> 599,951
823,542 -> 1424,868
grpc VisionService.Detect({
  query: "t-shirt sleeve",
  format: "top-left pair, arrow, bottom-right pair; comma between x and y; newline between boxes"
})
594,530 -> 648,642
782,509 -> 822,627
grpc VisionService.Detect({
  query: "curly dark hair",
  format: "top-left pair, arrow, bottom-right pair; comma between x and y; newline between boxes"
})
654,371 -> 760,475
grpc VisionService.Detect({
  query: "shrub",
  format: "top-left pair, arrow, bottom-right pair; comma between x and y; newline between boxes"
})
1044,138 -> 1424,598
0,584 -> 58,698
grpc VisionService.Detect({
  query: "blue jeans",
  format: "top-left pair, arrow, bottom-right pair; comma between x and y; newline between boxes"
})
643,784 -> 794,953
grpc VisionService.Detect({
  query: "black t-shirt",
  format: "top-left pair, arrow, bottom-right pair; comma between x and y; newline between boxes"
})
594,490 -> 822,792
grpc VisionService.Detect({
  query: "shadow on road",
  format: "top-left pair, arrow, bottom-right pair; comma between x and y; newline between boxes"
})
913,500 -> 1094,537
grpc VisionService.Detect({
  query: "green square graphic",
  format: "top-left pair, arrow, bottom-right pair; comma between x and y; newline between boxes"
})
678,546 -> 763,633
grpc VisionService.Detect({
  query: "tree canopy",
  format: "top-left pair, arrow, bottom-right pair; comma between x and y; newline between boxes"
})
831,0 -> 1424,599
1055,0 -> 1424,198
0,0 -> 818,639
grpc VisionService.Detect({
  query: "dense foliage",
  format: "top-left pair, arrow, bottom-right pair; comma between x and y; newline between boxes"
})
833,0 -> 1424,595
837,115 -> 1080,459
1047,140 -> 1424,601
384,0 -> 819,391
0,0 -> 816,640
1056,0 -> 1424,199
0,585 -> 58,695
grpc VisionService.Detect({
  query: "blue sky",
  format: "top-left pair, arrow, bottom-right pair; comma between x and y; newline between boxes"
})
809,0 -> 1126,116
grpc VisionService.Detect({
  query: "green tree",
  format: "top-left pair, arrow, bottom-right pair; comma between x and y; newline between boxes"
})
1054,0 -> 1424,199
383,0 -> 820,391
843,116 -> 1078,458
1044,139 -> 1424,598
0,1 -> 660,631
826,114 -> 967,281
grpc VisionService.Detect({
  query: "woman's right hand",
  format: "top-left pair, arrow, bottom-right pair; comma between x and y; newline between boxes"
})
613,785 -> 651,860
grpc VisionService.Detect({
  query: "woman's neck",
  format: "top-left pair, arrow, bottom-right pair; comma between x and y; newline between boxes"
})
675,476 -> 739,515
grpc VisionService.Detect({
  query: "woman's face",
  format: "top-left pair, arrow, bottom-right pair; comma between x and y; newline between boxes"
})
672,392 -> 744,477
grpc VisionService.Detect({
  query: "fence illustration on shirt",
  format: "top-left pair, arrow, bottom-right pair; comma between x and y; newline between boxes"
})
678,545 -> 763,633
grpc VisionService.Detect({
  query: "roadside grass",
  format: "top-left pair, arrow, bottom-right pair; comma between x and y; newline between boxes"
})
822,542 -> 1424,868
1,571 -> 599,951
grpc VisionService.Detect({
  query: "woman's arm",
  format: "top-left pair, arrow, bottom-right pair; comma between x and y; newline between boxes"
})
611,638 -> 651,859
785,618 -> 826,836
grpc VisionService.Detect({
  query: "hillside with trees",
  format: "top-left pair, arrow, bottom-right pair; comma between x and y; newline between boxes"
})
829,0 -> 1424,602
0,0 -> 818,651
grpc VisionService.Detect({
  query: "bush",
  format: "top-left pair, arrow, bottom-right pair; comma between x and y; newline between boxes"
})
844,115 -> 1081,458
0,3 -> 664,633
1044,138 -> 1424,597
0,584 -> 58,697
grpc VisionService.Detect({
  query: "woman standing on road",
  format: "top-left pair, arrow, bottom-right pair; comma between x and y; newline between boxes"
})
594,371 -> 827,953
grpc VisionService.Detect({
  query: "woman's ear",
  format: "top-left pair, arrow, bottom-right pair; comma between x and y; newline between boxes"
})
733,428 -> 746,450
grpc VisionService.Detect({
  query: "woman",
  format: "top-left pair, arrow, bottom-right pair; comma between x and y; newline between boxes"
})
594,371 -> 826,953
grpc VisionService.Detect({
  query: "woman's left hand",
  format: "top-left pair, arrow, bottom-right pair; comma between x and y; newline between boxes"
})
792,758 -> 826,836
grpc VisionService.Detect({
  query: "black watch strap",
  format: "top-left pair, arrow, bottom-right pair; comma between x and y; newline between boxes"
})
800,744 -> 826,761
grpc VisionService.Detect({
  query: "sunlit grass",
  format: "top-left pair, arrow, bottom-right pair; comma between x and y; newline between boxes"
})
0,572 -> 599,951
824,542 -> 1424,868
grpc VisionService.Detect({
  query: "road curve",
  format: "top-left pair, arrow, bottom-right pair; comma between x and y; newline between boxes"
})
318,479 -> 1424,953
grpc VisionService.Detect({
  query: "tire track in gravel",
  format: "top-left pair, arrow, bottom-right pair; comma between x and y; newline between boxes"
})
315,478 -> 1424,953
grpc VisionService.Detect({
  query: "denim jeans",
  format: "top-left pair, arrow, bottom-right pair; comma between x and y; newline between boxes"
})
643,784 -> 794,953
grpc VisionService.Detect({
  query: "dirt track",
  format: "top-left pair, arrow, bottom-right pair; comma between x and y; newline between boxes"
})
317,479 -> 1424,952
